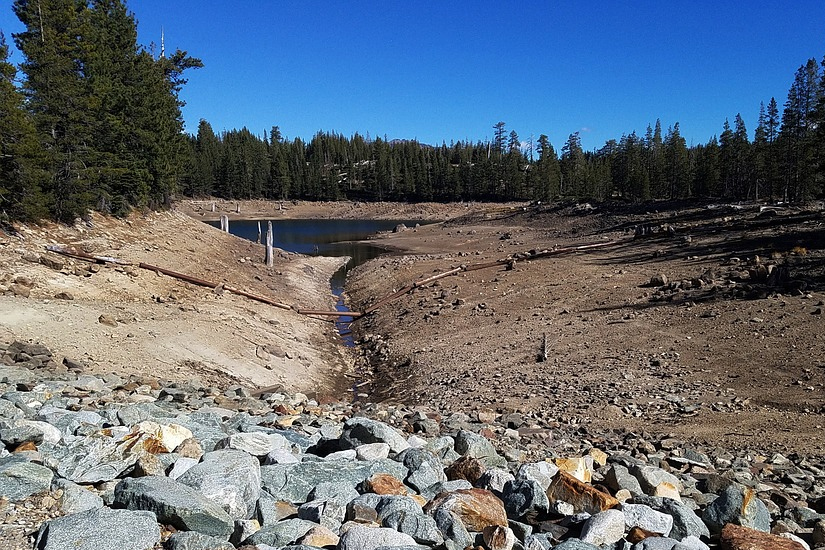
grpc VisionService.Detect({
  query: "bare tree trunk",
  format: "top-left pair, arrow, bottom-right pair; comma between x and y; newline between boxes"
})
220,215 -> 229,232
265,221 -> 274,267
256,221 -> 261,244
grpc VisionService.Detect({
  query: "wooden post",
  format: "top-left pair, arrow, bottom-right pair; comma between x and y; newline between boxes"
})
265,221 -> 274,267
256,221 -> 262,244
220,215 -> 229,232
211,202 -> 216,212
236,203 -> 241,214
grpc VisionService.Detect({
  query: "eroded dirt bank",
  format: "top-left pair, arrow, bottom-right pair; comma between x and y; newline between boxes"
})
0,209 -> 352,397
347,201 -> 825,456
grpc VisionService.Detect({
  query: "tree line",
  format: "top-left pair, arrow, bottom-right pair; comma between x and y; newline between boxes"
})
187,62 -> 825,205
2,1 -> 824,224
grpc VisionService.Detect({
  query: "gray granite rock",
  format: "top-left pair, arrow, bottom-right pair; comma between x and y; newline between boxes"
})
701,484 -> 771,534
260,458 -> 407,503
395,447 -> 447,493
34,507 -> 160,550
165,531 -> 235,550
340,417 -> 410,455
307,480 -> 360,506
382,509 -> 445,546
454,430 -> 507,468
298,498 -> 346,530
53,478 -> 104,514
516,461 -> 559,492
419,479 -> 473,501
551,539 -> 600,549
632,495 -> 710,541
622,502 -> 673,536
579,508 -> 626,546
356,442 -> 391,461
113,475 -> 234,539
214,431 -> 274,456
477,468 -> 516,494
338,523 -> 419,550
0,455 -> 53,501
502,478 -> 549,517
430,507 -> 473,549
246,518 -> 322,546
606,463 -> 645,496
177,449 -> 261,519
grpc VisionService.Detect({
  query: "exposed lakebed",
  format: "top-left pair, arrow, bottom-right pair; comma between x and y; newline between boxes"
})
209,218 -> 429,345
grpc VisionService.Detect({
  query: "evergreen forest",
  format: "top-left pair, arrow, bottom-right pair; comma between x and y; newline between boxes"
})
2,1 -> 825,223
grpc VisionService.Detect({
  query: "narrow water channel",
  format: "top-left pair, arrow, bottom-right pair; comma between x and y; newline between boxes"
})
210,219 -> 424,345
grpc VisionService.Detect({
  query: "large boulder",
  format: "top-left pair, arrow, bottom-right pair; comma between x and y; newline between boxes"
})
113,475 -> 234,539
34,507 -> 160,550
340,417 -> 410,455
0,456 -> 53,502
703,484 -> 771,534
177,449 -> 261,519
424,488 -> 508,531
260,458 -> 406,503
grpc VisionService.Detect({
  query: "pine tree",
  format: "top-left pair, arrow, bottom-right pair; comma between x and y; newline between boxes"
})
664,123 -> 689,198
14,0 -> 96,222
0,31 -> 48,220
560,133 -> 585,197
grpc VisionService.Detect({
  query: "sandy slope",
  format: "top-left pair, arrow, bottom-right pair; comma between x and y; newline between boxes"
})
0,209 -> 352,396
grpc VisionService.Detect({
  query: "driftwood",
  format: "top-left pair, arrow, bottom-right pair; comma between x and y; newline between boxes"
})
362,239 -> 622,318
46,237 -> 625,324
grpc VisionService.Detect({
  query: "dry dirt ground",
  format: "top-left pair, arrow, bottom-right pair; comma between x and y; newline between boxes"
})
346,200 -> 825,457
3,200 -> 825,458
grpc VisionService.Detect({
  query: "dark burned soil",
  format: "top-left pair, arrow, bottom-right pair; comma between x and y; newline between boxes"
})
347,200 -> 825,456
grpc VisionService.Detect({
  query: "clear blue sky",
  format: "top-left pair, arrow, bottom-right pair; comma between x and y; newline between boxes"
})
2,1 -> 825,151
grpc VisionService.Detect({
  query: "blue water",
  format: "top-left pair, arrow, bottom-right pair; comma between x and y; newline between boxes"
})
211,218 -> 426,345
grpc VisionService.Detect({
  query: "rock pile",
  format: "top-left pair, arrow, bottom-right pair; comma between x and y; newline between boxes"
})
1,343 -> 824,550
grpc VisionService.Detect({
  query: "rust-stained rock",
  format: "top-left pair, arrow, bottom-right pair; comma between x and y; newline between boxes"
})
362,473 -> 408,496
720,523 -> 806,550
129,421 -> 193,454
546,470 -> 620,515
424,488 -> 508,531
445,455 -> 485,484
626,526 -> 662,544
13,441 -> 38,453
555,456 -> 594,482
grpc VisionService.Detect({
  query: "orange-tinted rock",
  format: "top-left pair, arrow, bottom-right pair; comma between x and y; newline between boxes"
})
363,473 -> 409,496
546,470 -> 620,515
445,455 -> 485,484
13,441 -> 38,453
299,525 -> 340,548
424,488 -> 507,532
626,526 -> 662,544
720,523 -> 806,550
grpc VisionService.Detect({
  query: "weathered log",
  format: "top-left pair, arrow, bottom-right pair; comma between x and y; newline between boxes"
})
45,245 -> 132,265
